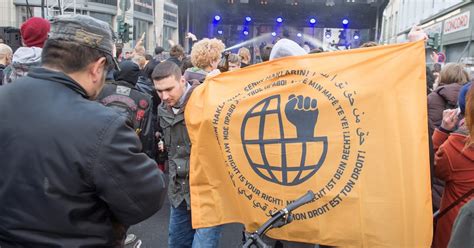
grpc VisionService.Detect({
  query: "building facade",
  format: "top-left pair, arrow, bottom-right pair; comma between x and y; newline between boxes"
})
155,0 -> 178,51
381,0 -> 473,70
0,0 -> 178,54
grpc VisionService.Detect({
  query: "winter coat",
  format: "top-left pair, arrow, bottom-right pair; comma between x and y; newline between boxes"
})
97,80 -> 156,160
158,81 -> 199,209
428,83 -> 463,132
166,57 -> 182,67
3,47 -> 42,84
432,127 -> 474,248
448,199 -> 474,248
0,67 -> 167,247
184,67 -> 207,83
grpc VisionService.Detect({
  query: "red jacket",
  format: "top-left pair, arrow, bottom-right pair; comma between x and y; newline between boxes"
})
432,128 -> 474,248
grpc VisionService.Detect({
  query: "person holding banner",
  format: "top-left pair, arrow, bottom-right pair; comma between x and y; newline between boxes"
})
432,85 -> 474,248
152,61 -> 223,248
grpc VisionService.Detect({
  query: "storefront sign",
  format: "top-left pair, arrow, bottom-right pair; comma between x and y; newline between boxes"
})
443,11 -> 470,34
425,22 -> 442,36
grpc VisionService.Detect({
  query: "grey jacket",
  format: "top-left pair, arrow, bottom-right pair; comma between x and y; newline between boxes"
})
3,47 -> 42,84
448,199 -> 474,248
158,81 -> 199,209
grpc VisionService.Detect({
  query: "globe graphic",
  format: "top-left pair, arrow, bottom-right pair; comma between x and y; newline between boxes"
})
241,95 -> 328,186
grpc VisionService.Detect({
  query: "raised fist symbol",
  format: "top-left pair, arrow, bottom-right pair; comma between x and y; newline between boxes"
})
284,95 -> 319,139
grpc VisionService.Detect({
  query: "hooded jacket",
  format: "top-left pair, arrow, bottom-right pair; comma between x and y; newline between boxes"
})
432,126 -> 474,248
116,60 -> 140,86
448,199 -> 474,248
184,67 -> 208,83
428,83 -> 463,132
269,38 -> 307,60
3,47 -> 42,84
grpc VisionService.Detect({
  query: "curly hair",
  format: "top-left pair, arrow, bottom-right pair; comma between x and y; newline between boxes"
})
190,38 -> 225,69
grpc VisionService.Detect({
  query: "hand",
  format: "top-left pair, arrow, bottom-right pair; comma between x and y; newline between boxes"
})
440,109 -> 459,131
140,32 -> 145,41
186,32 -> 197,41
155,131 -> 162,139
168,39 -> 176,47
158,139 -> 164,152
284,95 -> 319,139
407,25 -> 428,42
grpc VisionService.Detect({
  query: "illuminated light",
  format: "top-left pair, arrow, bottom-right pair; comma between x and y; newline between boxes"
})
271,32 -> 277,36
276,17 -> 283,23
245,16 -> 252,22
217,30 -> 223,35
325,29 -> 332,39
353,30 -> 360,40
297,33 -> 302,37
342,19 -> 349,25
214,15 -> 221,21
309,18 -> 316,24
243,30 -> 249,35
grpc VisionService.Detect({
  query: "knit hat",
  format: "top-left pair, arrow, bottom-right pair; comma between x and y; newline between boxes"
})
20,17 -> 50,48
458,82 -> 472,115
117,60 -> 140,86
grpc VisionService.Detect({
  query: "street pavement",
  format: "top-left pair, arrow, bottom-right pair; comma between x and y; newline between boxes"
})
128,198 -> 244,248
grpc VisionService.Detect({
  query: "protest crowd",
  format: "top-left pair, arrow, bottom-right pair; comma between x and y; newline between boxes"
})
0,14 -> 473,248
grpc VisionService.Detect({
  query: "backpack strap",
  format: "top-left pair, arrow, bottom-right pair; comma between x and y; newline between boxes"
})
434,189 -> 474,221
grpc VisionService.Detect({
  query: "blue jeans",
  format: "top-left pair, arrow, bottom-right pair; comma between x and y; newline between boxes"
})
168,202 -> 223,248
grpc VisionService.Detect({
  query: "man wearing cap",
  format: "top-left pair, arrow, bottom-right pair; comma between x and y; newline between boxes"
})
3,17 -> 50,84
0,15 -> 167,247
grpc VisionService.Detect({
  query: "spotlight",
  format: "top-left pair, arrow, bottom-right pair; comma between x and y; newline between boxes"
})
325,29 -> 332,39
271,32 -> 277,37
243,30 -> 249,36
214,15 -> 221,21
217,30 -> 223,35
309,18 -> 316,24
353,31 -> 360,40
342,19 -> 349,25
297,33 -> 302,37
276,17 -> 283,23
245,16 -> 252,22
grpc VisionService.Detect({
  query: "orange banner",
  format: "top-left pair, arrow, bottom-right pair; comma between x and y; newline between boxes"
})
186,41 -> 432,247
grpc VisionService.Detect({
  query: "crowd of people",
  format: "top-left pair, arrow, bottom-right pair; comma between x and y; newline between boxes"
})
0,14 -> 473,248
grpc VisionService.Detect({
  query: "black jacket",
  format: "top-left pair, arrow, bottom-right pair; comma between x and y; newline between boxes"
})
166,57 -> 182,67
97,80 -> 156,160
0,68 -> 167,247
